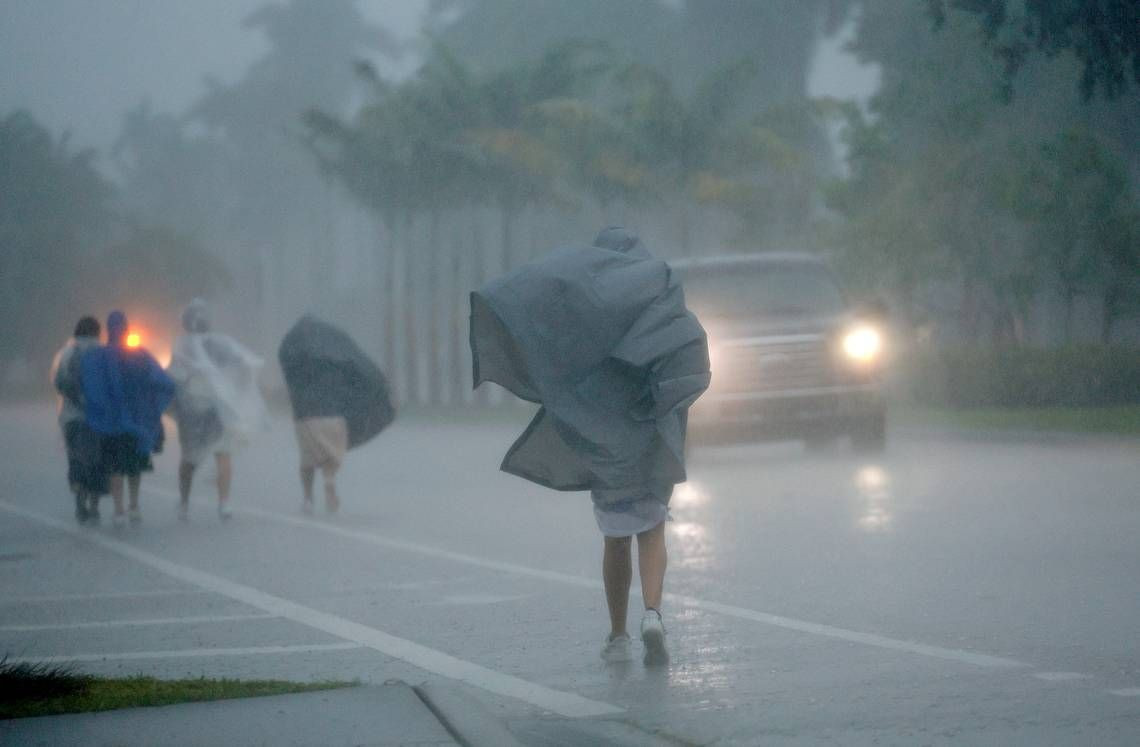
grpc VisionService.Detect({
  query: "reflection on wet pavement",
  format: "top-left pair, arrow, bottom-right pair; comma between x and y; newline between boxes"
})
854,463 -> 892,532
670,482 -> 713,570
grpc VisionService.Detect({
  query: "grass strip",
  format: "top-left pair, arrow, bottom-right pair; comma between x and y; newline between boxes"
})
895,404 -> 1140,435
1,661 -> 355,720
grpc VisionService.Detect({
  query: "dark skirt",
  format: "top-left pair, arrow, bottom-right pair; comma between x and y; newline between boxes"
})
64,421 -> 109,495
101,433 -> 153,477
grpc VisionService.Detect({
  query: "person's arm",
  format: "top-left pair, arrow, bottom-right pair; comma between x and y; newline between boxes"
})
51,347 -> 71,395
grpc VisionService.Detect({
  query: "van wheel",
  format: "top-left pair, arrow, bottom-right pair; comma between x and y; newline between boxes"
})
850,412 -> 886,453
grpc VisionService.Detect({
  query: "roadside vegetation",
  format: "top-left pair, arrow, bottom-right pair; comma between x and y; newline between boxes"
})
896,405 -> 1140,436
0,658 -> 354,720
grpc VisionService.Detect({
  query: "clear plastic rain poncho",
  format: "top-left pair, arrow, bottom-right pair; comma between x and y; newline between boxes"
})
167,300 -> 267,465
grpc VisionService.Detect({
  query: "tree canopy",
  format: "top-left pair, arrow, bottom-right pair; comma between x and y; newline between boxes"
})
928,0 -> 1140,99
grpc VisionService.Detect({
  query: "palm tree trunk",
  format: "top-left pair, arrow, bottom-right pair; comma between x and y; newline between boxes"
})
500,198 -> 515,273
395,211 -> 413,405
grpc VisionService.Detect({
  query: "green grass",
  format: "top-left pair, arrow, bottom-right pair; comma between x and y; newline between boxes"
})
895,404 -> 1140,435
0,659 -> 355,720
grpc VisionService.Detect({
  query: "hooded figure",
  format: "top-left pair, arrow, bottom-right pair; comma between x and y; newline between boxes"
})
81,311 -> 174,458
470,227 -> 709,666
50,316 -> 109,523
278,315 -> 395,448
470,227 -> 710,499
167,299 -> 267,520
278,315 -> 395,513
168,299 -> 267,466
81,310 -> 174,525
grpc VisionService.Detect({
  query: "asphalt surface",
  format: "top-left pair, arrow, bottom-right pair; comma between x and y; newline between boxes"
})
2,402 -> 1139,745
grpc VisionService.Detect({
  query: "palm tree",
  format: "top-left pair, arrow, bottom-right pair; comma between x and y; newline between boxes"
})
614,58 -> 758,252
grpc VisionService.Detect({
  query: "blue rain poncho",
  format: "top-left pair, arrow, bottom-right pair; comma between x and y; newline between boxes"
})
81,311 -> 175,455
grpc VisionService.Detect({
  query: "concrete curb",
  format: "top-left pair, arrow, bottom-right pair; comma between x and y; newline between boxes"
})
0,682 -> 460,746
414,681 -> 525,747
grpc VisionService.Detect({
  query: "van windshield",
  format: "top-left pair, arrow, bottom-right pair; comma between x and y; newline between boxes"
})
677,262 -> 846,319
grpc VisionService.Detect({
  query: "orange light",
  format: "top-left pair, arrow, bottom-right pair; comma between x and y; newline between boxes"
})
126,332 -> 142,348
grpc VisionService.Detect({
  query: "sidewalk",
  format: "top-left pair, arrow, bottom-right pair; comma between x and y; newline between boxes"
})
0,681 -> 465,747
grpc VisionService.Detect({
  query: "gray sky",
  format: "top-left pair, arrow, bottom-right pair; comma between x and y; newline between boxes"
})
0,0 -> 427,150
0,0 -> 877,154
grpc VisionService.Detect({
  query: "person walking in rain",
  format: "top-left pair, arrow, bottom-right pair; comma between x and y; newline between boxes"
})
50,316 -> 109,524
81,310 -> 175,527
470,227 -> 710,665
278,315 -> 394,515
167,299 -> 267,521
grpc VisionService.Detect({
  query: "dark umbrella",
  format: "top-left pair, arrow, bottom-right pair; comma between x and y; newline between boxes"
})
278,315 -> 395,448
469,232 -> 710,493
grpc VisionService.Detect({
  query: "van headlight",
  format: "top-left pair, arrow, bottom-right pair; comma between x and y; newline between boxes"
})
842,326 -> 882,362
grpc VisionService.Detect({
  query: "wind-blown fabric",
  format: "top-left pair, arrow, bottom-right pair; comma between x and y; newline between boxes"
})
469,241 -> 710,498
167,301 -> 268,464
81,312 -> 175,456
51,335 -> 101,429
278,315 -> 395,449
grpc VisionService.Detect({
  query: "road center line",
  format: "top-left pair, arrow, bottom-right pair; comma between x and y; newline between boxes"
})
0,613 -> 275,633
0,500 -> 622,720
2,643 -> 361,665
1033,672 -> 1092,682
235,504 -> 1027,670
1108,688 -> 1140,697
0,589 -> 211,605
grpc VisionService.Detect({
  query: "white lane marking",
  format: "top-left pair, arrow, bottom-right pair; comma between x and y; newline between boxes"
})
663,592 -> 1026,669
0,501 -> 622,719
1108,688 -> 1140,697
428,593 -> 530,606
236,505 -> 602,590
1033,672 -> 1092,682
236,505 -> 1029,670
0,589 -> 210,605
0,613 -> 275,632
3,643 -> 361,665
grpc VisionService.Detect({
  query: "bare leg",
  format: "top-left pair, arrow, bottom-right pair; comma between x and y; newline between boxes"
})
300,466 -> 315,510
603,535 -> 633,637
323,468 -> 339,513
178,461 -> 195,507
74,489 -> 88,523
110,474 -> 125,516
636,522 -> 667,611
215,453 -> 232,507
127,474 -> 141,512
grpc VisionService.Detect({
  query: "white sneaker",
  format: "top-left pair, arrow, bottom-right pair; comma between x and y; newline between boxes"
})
112,512 -> 127,529
600,632 -> 633,663
640,608 -> 668,665
127,508 -> 142,526
218,503 -> 233,521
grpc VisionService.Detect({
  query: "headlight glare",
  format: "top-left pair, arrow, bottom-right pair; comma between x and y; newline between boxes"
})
843,326 -> 882,362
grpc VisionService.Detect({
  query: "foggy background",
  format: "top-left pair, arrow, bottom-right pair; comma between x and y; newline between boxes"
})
2,0 -> 1137,410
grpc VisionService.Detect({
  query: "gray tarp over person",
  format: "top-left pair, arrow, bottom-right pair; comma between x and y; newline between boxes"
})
278,314 -> 395,513
469,227 -> 710,665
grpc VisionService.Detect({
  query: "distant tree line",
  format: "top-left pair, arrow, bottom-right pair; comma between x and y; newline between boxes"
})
3,0 -> 1137,397
827,1 -> 1139,345
0,111 -> 228,384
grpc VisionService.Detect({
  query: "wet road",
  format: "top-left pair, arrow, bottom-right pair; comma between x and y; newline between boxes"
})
2,402 -> 1139,745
